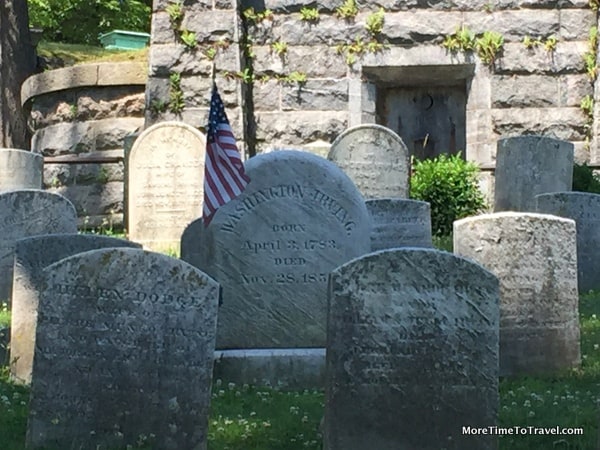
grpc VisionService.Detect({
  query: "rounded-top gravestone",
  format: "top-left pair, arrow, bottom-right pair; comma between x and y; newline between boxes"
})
325,248 -> 499,450
199,150 -> 372,349
26,248 -> 220,450
180,217 -> 205,271
10,234 -> 142,385
536,192 -> 600,293
127,121 -> 206,253
454,212 -> 580,376
0,149 -> 43,192
0,190 -> 77,301
365,198 -> 432,251
493,135 -> 573,212
328,125 -> 410,199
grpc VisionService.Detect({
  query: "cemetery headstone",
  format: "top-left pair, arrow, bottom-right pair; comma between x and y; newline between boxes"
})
536,192 -> 600,293
10,234 -> 142,384
0,190 -> 77,301
365,199 -> 432,251
0,149 -> 43,192
454,212 -> 580,376
328,125 -> 410,199
127,121 -> 206,252
199,150 -> 371,349
26,248 -> 220,450
180,217 -> 205,271
494,135 -> 573,212
324,248 -> 499,450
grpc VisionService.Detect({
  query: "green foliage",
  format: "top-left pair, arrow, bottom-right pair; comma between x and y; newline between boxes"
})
243,7 -> 274,23
410,153 -> 487,236
271,40 -> 288,56
336,37 -> 387,66
543,35 -> 558,52
204,46 -> 217,61
284,71 -> 307,85
27,0 -> 151,45
336,0 -> 359,20
165,0 -> 183,28
475,30 -> 504,65
590,0 -> 599,11
581,94 -> 594,121
584,26 -> 598,81
442,26 -> 476,52
300,7 -> 320,22
149,98 -> 168,115
168,72 -> 185,114
365,8 -> 385,36
180,29 -> 197,49
573,163 -> 600,193
522,35 -> 541,49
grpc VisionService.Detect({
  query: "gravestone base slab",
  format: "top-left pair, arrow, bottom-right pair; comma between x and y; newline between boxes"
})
213,348 -> 326,389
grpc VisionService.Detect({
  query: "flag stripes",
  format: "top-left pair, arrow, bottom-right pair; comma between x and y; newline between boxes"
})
202,84 -> 250,226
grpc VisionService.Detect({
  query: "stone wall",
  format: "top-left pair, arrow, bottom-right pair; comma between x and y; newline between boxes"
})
147,0 -> 599,169
21,62 -> 147,228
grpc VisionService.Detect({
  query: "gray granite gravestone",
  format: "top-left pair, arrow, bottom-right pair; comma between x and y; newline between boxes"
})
324,248 -> 499,450
0,149 -> 43,192
26,248 -> 219,450
536,192 -> 600,293
10,234 -> 142,384
454,212 -> 580,376
0,190 -> 77,301
494,136 -> 573,212
199,150 -> 371,349
365,199 -> 432,251
180,217 -> 205,271
328,125 -> 410,199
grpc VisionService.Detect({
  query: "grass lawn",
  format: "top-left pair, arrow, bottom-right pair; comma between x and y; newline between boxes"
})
37,41 -> 148,67
0,292 -> 598,448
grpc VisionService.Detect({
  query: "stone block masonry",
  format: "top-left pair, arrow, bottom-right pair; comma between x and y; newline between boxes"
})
147,0 -> 600,173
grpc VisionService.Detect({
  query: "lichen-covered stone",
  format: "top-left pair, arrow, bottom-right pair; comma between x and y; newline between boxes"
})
10,235 -> 141,384
26,248 -> 219,449
454,212 -> 580,376
0,190 -> 77,301
198,150 -> 371,349
325,248 -> 499,449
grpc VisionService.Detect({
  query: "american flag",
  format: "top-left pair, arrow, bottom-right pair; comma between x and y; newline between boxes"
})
202,83 -> 250,226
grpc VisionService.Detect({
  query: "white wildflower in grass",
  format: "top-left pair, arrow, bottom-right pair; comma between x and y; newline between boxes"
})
523,400 -> 531,407
215,379 -> 223,387
228,382 -> 236,390
528,411 -> 535,417
290,406 -> 300,415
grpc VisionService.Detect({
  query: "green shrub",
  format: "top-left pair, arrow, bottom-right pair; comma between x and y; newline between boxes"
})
28,0 -> 151,45
410,152 -> 487,236
573,162 -> 600,193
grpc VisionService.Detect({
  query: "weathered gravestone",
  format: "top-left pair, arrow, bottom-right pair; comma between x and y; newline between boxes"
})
10,234 -> 142,384
324,248 -> 499,450
199,150 -> 371,349
0,190 -> 77,301
26,248 -> 219,450
180,217 -> 205,271
536,192 -> 600,294
328,125 -> 410,199
127,121 -> 206,252
365,199 -> 432,251
494,136 -> 573,212
0,149 -> 43,192
454,212 -> 580,376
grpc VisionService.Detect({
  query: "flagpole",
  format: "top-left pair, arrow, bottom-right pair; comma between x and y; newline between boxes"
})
211,60 -> 216,88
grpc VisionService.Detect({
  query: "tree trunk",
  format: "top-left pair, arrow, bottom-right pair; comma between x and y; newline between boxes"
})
0,1 -> 35,149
